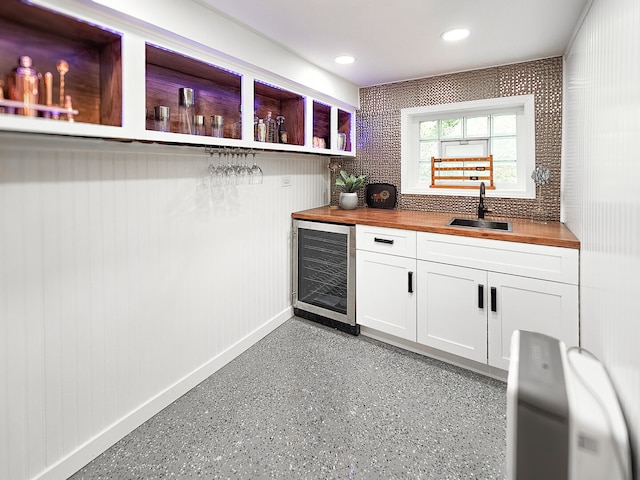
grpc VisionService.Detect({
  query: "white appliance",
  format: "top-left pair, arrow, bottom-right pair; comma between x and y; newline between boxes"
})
506,330 -> 632,480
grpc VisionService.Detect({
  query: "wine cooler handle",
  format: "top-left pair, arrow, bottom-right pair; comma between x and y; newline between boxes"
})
374,237 -> 394,245
408,271 -> 414,293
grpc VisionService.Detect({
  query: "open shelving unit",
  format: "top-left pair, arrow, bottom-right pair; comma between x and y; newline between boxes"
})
145,44 -> 242,138
0,0 -> 122,127
254,80 -> 305,146
312,100 -> 331,150
338,109 -> 353,153
0,0 -> 356,156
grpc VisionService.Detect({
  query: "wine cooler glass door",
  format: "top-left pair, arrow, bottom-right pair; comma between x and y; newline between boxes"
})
293,220 -> 355,325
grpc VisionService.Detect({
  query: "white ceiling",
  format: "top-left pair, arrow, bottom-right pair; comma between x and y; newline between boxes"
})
196,0 -> 589,87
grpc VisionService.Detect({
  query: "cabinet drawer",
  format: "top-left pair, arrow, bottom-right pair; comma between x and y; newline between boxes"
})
417,232 -> 578,284
356,225 -> 416,257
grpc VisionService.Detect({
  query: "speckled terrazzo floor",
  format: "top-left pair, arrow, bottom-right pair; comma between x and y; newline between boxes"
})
69,317 -> 507,479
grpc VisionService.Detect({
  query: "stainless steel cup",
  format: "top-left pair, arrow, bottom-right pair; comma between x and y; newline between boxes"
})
211,115 -> 224,138
154,106 -> 170,132
193,114 -> 205,135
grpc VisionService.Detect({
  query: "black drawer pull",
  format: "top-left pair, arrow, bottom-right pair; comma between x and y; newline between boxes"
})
408,271 -> 414,293
478,284 -> 484,309
491,287 -> 497,313
374,237 -> 394,245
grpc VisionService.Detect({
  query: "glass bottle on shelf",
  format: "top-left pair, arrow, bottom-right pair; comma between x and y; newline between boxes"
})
232,104 -> 242,139
277,115 -> 287,143
178,87 -> 195,134
257,118 -> 266,142
265,111 -> 276,143
254,110 -> 259,141
8,56 -> 39,117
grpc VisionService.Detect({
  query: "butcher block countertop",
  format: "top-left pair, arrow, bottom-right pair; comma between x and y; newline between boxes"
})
292,206 -> 580,249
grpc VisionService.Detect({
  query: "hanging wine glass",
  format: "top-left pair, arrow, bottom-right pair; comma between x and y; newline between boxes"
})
250,150 -> 263,185
224,150 -> 238,185
237,151 -> 251,185
198,148 -> 220,203
201,149 -> 216,186
206,155 -> 216,186
214,149 -> 225,185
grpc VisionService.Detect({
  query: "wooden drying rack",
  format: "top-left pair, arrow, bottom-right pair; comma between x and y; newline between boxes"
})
430,155 -> 494,190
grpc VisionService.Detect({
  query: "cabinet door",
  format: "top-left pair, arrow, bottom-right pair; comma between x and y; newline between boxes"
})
417,261 -> 487,363
487,272 -> 579,370
356,250 -> 416,341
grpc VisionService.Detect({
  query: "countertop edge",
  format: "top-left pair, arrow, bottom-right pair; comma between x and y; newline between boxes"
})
292,207 -> 580,250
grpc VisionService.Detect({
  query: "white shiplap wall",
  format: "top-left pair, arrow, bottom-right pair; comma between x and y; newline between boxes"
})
0,133 -> 328,480
563,0 -> 640,469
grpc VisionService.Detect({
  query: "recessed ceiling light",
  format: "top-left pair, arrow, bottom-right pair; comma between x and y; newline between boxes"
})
441,28 -> 470,42
335,55 -> 355,65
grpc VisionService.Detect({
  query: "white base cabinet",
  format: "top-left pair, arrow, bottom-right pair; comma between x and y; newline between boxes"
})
487,272 -> 578,369
356,226 -> 417,341
416,232 -> 579,369
416,261 -> 487,363
355,227 -> 579,372
357,251 -> 416,340
416,261 -> 579,369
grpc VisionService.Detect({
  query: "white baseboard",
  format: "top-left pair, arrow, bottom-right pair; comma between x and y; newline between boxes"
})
34,308 -> 293,480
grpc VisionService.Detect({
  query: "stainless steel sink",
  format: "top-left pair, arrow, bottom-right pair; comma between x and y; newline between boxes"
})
447,217 -> 512,232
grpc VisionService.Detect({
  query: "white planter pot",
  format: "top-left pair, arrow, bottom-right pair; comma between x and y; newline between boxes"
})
339,192 -> 358,210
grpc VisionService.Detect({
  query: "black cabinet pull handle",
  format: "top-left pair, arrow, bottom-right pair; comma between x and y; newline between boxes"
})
408,271 -> 414,293
478,284 -> 484,309
491,287 -> 497,312
374,237 -> 394,245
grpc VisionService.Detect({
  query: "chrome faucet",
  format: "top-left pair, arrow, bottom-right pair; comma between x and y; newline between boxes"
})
478,182 -> 489,219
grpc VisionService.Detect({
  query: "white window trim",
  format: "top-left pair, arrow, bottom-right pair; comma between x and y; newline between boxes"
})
400,95 -> 536,198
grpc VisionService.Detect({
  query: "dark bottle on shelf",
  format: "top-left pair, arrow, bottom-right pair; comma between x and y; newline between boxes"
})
277,115 -> 287,143
265,111 -> 276,143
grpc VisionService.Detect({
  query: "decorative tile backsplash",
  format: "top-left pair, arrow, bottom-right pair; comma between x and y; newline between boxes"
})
334,57 -> 563,221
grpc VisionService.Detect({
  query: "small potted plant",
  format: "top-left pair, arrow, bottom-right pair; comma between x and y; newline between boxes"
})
335,170 -> 366,210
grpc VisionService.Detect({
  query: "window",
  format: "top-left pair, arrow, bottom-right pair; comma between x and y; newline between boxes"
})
401,95 -> 536,198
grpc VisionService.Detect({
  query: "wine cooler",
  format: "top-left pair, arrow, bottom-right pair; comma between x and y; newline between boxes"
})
292,219 -> 358,335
